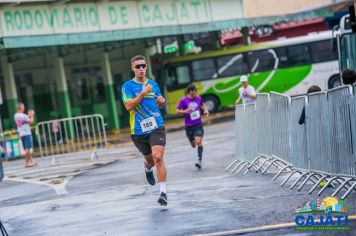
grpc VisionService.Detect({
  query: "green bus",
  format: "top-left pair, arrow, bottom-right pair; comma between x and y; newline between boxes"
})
155,31 -> 339,115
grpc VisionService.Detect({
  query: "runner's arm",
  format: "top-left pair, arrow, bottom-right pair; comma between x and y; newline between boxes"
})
125,93 -> 146,112
176,99 -> 191,114
123,85 -> 152,112
176,108 -> 192,114
201,103 -> 209,116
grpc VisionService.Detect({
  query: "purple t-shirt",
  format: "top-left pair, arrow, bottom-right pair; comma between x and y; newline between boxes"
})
177,96 -> 204,127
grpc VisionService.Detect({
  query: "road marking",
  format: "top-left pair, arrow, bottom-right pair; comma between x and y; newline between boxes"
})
193,215 -> 356,236
4,175 -> 74,195
2,159 -> 119,195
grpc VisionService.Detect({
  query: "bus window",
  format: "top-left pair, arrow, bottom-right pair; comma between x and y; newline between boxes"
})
216,54 -> 248,77
247,49 -> 276,73
340,33 -> 356,71
275,47 -> 288,68
165,65 -> 191,89
309,40 -> 337,63
192,58 -> 217,81
286,44 -> 311,67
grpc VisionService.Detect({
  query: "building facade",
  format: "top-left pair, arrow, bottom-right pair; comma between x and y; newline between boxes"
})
0,0 -> 343,132
244,0 -> 344,18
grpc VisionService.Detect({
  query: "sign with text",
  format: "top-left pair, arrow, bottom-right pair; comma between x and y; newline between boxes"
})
0,0 -> 243,37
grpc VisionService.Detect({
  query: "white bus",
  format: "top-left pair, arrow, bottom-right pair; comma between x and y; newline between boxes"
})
159,30 -> 340,113
337,13 -> 356,73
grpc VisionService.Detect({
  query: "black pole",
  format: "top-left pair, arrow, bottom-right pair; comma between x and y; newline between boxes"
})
0,113 -> 3,182
241,26 -> 249,45
0,220 -> 9,236
349,5 -> 356,33
0,159 -> 3,182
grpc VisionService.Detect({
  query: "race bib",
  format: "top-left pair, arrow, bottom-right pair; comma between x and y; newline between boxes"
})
140,117 -> 158,132
190,110 -> 201,120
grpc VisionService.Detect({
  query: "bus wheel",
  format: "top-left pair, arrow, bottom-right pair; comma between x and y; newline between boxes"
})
328,75 -> 341,89
203,95 -> 219,113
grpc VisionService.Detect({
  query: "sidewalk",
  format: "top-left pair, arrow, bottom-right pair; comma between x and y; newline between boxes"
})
106,110 -> 235,147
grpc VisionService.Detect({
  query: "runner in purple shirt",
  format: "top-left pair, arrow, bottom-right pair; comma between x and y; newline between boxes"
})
177,84 -> 209,169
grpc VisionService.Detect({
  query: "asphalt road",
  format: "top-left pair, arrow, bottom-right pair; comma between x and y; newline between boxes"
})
0,121 -> 355,236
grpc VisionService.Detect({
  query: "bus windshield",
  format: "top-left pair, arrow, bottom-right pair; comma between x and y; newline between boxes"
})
339,33 -> 356,71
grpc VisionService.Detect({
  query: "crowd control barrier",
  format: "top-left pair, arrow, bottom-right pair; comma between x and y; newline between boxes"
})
226,86 -> 356,199
35,114 -> 107,164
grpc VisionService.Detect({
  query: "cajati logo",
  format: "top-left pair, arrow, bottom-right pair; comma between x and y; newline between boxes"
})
294,197 -> 351,231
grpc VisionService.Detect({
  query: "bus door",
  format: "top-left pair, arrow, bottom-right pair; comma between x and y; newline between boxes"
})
164,64 -> 192,115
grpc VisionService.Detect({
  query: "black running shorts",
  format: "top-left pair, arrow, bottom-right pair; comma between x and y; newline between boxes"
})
185,123 -> 204,143
131,127 -> 166,155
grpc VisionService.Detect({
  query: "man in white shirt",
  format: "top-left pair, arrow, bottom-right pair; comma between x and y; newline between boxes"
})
14,103 -> 36,167
236,75 -> 257,104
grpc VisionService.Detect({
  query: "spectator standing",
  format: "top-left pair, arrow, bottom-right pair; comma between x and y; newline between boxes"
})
236,75 -> 257,105
14,103 -> 36,167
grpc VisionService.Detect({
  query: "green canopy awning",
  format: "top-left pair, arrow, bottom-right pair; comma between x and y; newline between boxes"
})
1,0 -> 352,49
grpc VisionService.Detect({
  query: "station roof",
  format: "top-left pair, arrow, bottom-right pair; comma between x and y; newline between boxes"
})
0,0 -> 352,49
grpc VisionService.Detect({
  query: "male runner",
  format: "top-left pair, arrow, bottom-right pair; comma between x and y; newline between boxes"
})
121,55 -> 168,206
176,84 -> 209,169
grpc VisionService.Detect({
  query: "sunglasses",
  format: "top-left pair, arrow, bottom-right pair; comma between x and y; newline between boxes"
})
134,64 -> 147,69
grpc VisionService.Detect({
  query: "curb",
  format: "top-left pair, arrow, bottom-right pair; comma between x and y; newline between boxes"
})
193,215 -> 356,236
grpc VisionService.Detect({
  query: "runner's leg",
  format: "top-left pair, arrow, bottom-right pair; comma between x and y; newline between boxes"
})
194,125 -> 204,169
131,135 -> 156,185
144,154 -> 155,170
152,145 -> 168,205
186,127 -> 196,148
148,127 -> 167,205
152,145 -> 166,185
195,136 -> 203,169
143,153 -> 156,185
195,136 -> 203,161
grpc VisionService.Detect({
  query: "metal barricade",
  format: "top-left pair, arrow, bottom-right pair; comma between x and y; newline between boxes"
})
235,105 -> 245,160
229,87 -> 356,199
270,93 -> 292,163
256,94 -> 271,155
0,220 -> 9,236
351,84 -> 356,173
327,85 -> 354,175
36,114 -> 107,163
305,92 -> 332,173
244,103 -> 258,162
290,96 -> 308,169
226,104 -> 247,173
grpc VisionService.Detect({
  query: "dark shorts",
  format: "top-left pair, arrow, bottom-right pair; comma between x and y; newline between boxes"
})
185,123 -> 204,143
131,127 -> 166,155
21,135 -> 33,150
